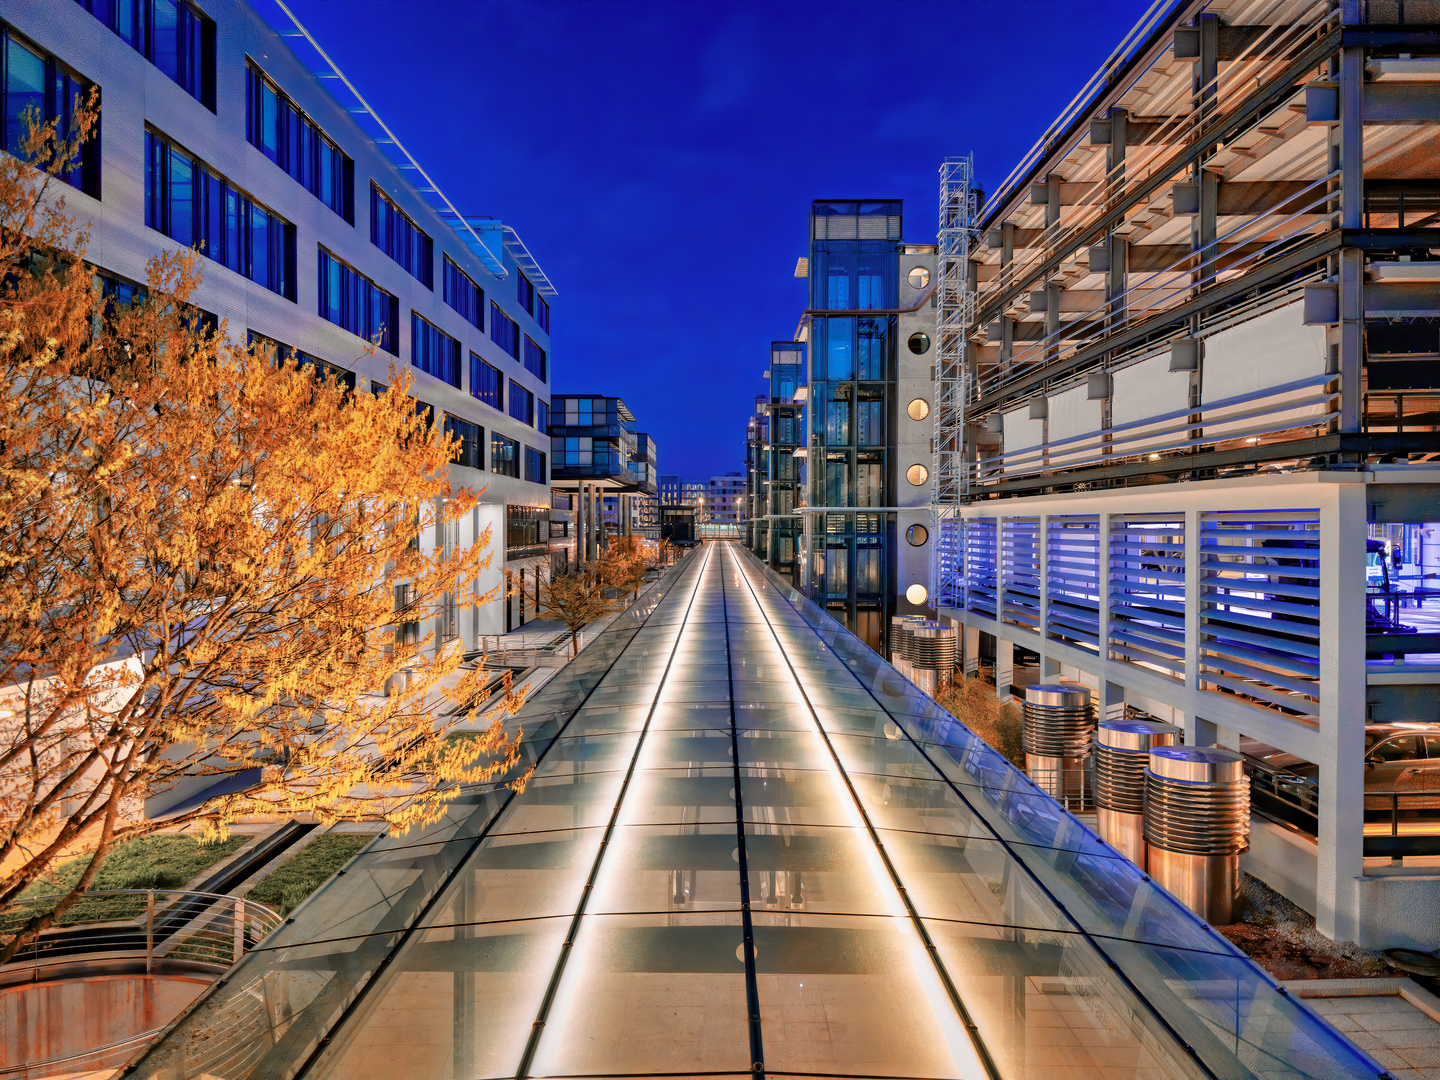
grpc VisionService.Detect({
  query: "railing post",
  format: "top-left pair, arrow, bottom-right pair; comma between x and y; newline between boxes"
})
146,890 -> 155,973
233,898 -> 245,963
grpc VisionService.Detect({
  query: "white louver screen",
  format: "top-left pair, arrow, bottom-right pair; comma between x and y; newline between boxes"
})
1108,516 -> 1186,680
937,517 -> 964,609
1200,510 -> 1321,719
1046,516 -> 1101,651
1001,517 -> 1041,631
964,517 -> 998,618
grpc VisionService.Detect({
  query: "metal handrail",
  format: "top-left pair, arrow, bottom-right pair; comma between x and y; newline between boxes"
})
1,890 -> 283,1080
2,888 -> 283,975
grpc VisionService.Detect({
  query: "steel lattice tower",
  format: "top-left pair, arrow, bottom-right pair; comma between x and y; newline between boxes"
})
932,156 -> 978,609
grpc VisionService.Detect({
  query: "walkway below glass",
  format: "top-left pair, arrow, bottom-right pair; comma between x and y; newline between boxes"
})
131,543 -> 1380,1080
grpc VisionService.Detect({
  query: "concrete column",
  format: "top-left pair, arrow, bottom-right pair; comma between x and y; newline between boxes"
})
1316,484 -> 1368,941
1185,715 -> 1220,747
1037,512 -> 1051,647
1103,681 -> 1126,724
963,625 -> 980,679
995,638 -> 1014,706
1184,508 -> 1202,694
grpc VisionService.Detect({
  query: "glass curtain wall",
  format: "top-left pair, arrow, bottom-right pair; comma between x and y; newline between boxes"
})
804,200 -> 900,652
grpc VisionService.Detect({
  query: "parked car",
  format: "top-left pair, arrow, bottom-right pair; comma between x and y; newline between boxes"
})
1240,723 -> 1440,814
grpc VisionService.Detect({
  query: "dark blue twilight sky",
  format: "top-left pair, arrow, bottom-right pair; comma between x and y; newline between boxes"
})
286,0 -> 1143,479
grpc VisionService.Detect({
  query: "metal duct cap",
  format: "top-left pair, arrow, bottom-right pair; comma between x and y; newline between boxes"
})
1148,745 -> 1245,784
1096,719 -> 1182,753
1024,684 -> 1091,709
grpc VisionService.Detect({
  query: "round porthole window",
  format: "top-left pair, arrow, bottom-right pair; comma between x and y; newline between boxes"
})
907,267 -> 930,289
906,583 -> 929,605
907,332 -> 931,355
906,524 -> 928,546
907,398 -> 930,421
906,464 -> 929,486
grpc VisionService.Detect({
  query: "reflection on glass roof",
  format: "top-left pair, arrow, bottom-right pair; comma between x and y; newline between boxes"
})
130,544 -> 1380,1080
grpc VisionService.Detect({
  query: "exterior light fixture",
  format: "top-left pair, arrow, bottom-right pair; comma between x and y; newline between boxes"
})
906,583 -> 928,605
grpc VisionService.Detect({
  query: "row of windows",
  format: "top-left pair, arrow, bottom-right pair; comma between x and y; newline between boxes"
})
145,130 -> 294,299
73,0 -> 212,107
246,63 -> 352,223
491,301 -> 518,359
1,28 -> 100,195
372,184 -> 433,288
515,269 -> 550,332
318,246 -> 398,354
412,313 -> 460,388
444,256 -> 483,331
487,432 -> 545,484
28,21 -> 551,368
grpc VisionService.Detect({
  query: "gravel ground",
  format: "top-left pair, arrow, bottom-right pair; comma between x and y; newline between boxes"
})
1214,874 -> 1394,980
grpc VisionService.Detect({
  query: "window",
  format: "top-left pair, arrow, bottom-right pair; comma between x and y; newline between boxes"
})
73,0 -> 213,107
523,335 -> 547,382
509,381 -> 534,427
469,353 -> 502,410
524,446 -> 546,485
246,63 -> 352,222
445,415 -> 482,469
491,433 -> 519,478
1,32 -> 100,196
443,256 -> 483,331
247,331 -> 355,391
318,247 -> 398,354
370,184 -> 432,287
145,131 -> 295,299
411,313 -> 460,387
536,294 -> 550,333
536,398 -> 549,433
490,302 -> 519,358
516,271 -> 534,316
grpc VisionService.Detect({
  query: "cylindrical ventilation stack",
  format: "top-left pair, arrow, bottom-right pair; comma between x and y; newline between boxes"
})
1144,746 -> 1250,923
1093,719 -> 1181,867
1022,684 -> 1094,810
907,623 -> 957,696
889,616 -> 922,681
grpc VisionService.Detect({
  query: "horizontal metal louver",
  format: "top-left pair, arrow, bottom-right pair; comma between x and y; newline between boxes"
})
1108,516 -> 1186,679
1046,515 -> 1101,651
1200,510 -> 1321,719
812,215 -> 902,240
964,517 -> 998,618
937,517 -> 964,609
1001,517 -> 1041,631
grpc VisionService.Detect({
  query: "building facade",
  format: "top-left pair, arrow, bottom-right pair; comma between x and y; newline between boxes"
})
548,395 -> 656,562
783,200 -> 936,654
934,0 -> 1440,947
4,0 -> 557,643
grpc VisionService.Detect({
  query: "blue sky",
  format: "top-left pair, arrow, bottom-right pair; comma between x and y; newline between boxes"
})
286,0 -> 1143,478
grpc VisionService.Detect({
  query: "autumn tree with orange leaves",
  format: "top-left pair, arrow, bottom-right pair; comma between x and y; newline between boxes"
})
0,102 -> 525,961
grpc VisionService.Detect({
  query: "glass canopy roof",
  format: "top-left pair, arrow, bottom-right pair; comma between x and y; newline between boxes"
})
130,543 -> 1380,1080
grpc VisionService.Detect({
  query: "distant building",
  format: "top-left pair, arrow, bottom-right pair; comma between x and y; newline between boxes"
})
548,395 -> 656,563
